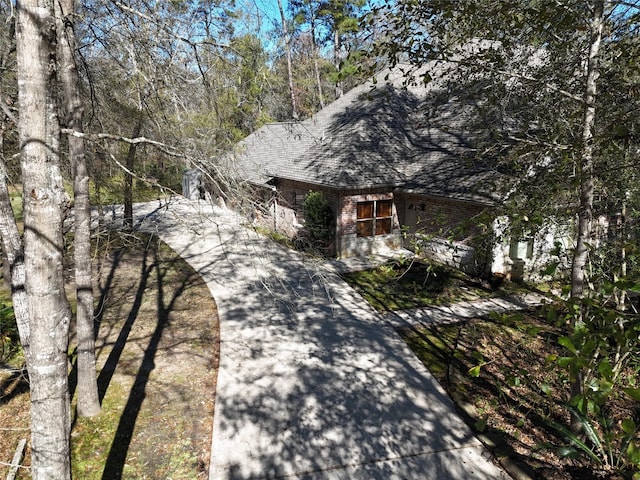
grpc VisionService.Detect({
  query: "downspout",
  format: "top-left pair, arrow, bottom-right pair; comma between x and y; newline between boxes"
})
336,194 -> 343,258
269,185 -> 278,232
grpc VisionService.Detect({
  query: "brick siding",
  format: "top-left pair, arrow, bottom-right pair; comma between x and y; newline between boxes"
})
267,180 -> 488,259
396,193 -> 485,242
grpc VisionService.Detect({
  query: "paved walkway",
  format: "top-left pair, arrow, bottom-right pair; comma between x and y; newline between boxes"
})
133,198 -> 514,480
384,293 -> 548,330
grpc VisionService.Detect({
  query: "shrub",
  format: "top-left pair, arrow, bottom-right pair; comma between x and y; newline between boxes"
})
301,191 -> 334,253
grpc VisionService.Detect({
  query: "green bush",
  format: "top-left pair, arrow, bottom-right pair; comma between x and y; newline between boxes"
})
302,191 -> 334,253
543,294 -> 640,475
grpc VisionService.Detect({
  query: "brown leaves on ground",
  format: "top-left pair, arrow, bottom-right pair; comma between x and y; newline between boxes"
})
0,233 -> 219,479
401,310 -> 638,480
0,368 -> 30,478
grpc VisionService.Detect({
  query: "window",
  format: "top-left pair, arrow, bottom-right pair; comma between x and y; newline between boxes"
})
295,193 -> 306,208
509,237 -> 534,260
356,199 -> 393,237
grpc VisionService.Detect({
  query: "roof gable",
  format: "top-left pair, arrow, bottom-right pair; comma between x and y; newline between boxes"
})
231,64 -> 500,205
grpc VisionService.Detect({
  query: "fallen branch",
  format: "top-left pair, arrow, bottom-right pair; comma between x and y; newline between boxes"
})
5,438 -> 27,480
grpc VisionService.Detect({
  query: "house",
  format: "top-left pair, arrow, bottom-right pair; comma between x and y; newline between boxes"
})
227,64 -> 562,280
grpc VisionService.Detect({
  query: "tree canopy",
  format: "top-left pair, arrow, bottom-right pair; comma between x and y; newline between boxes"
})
374,0 -> 640,298
374,2 -> 640,470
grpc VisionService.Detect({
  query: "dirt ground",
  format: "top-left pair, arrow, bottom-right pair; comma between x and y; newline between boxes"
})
401,309 -> 638,480
0,233 -> 219,479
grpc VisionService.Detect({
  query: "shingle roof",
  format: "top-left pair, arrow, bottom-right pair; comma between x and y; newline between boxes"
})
230,63 -> 501,205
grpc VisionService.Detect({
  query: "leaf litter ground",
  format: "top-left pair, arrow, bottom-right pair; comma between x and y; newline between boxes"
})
0,233 -> 219,479
345,260 -> 638,479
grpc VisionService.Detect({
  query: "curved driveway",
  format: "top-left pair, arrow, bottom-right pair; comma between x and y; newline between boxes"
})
134,198 -> 508,480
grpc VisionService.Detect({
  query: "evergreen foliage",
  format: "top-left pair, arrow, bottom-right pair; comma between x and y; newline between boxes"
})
302,190 -> 334,251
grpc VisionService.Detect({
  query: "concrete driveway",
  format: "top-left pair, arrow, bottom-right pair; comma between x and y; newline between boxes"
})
134,198 -> 508,480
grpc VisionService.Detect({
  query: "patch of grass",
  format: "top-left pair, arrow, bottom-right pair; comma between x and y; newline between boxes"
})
89,177 -> 173,206
342,259 -> 493,312
0,372 -> 30,480
252,225 -> 294,248
86,235 -> 216,479
71,381 -> 128,479
0,286 -> 22,367
403,325 -> 460,378
71,374 -> 207,479
156,439 -> 202,480
10,195 -> 23,222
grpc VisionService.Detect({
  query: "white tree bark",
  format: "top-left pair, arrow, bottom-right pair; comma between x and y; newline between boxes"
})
334,29 -> 343,98
310,14 -> 325,109
0,160 -> 29,355
571,0 -> 604,303
0,6 -> 29,356
16,0 -> 73,478
278,0 -> 299,119
56,0 -> 101,417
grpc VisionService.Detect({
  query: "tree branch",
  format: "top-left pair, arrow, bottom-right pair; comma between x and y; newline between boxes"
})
112,2 -> 229,49
60,128 -> 186,158
491,68 -> 585,104
0,99 -> 17,125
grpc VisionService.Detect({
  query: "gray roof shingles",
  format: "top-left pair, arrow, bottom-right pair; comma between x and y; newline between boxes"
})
231,64 -> 500,205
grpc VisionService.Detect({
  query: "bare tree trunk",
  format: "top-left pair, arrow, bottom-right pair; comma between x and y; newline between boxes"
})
569,0 -> 604,436
0,133 -> 9,291
277,0 -> 299,120
124,116 -> 143,231
619,200 -> 627,308
310,16 -> 325,109
0,159 -> 29,357
333,29 -> 343,98
16,1 -> 72,478
56,0 -> 101,417
571,0 -> 604,306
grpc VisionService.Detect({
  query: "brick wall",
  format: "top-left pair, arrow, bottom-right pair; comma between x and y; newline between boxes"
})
397,192 -> 485,242
274,179 -> 341,256
276,179 -> 341,218
262,180 -> 488,259
336,190 -> 402,257
274,181 -> 406,257
336,190 -> 400,236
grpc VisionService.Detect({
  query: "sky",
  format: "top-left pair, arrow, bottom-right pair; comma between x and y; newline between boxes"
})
235,0 -> 290,52
250,0 -> 288,25
234,0 -> 379,55
239,0 -> 289,33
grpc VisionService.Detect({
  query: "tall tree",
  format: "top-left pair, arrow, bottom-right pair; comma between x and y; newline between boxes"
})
78,0 -> 241,203
0,2 -> 29,354
0,160 -> 29,356
0,0 -> 17,171
123,111 -> 145,231
288,31 -> 334,116
290,0 -> 326,108
218,33 -> 273,134
56,0 -> 101,417
567,0 -> 604,303
277,0 -> 299,119
317,0 -> 366,97
374,0 -> 639,301
16,0 -> 73,478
